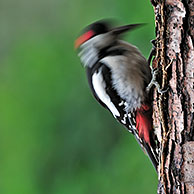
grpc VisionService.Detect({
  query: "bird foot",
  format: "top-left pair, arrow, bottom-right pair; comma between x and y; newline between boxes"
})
146,68 -> 168,94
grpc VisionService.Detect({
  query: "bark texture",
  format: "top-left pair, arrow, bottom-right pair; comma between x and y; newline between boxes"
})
151,0 -> 194,193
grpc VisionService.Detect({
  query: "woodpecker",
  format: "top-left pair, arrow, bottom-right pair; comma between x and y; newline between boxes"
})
75,20 -> 159,171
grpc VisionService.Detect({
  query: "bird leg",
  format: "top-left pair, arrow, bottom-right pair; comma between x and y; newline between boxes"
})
146,40 -> 168,94
146,68 -> 167,94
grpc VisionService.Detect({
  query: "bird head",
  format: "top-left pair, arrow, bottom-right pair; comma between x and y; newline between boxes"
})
74,20 -> 143,50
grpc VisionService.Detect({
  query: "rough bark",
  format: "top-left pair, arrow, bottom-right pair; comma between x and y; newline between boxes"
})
150,0 -> 194,193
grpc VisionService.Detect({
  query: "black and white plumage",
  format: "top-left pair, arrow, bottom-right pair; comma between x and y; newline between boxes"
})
75,20 -> 159,171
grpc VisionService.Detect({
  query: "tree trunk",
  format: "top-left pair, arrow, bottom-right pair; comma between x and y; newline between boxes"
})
150,0 -> 194,193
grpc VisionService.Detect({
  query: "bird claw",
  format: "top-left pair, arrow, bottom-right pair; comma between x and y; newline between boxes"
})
146,68 -> 168,94
156,86 -> 168,94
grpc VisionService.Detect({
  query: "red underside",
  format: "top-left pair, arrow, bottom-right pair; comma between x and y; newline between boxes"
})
136,104 -> 152,145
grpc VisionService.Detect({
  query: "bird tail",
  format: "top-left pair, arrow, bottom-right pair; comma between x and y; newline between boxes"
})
130,104 -> 159,171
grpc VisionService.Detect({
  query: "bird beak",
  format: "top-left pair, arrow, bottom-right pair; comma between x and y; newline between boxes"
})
110,23 -> 144,35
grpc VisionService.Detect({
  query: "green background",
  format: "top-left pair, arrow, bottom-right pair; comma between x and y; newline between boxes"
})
0,0 -> 157,194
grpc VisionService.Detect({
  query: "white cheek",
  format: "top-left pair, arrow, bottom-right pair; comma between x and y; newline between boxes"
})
92,71 -> 120,117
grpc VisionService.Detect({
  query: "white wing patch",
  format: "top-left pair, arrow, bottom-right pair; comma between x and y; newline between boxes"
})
92,71 -> 120,117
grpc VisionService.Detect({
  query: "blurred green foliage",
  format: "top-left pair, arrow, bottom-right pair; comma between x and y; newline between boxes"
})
0,0 -> 157,194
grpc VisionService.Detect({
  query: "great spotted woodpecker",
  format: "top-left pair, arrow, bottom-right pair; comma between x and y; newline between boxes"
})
75,20 -> 159,171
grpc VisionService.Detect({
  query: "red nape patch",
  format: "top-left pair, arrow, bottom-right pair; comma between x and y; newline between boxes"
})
136,106 -> 152,145
74,30 -> 94,49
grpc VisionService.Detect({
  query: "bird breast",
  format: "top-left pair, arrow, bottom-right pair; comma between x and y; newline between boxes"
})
100,46 -> 150,112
